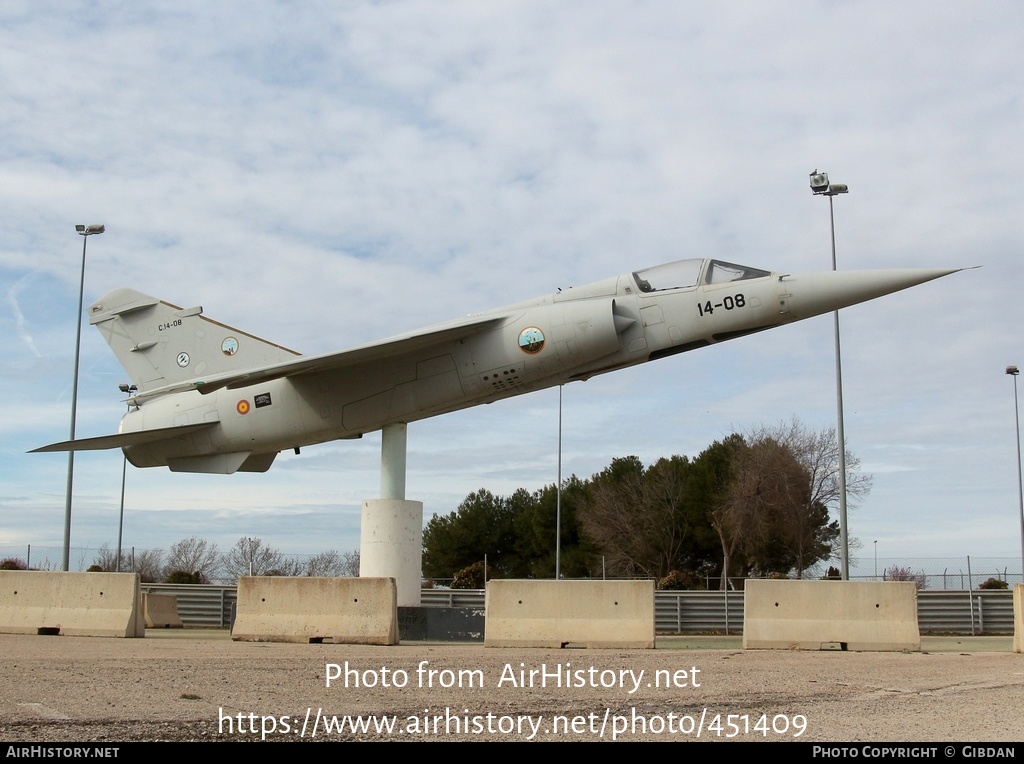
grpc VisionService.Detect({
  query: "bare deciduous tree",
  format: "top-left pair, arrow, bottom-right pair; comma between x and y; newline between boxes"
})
577,457 -> 647,577
706,421 -> 862,586
269,557 -> 305,576
221,537 -> 284,581
744,419 -> 870,575
719,434 -> 823,579
130,548 -> 166,583
747,419 -> 872,513
164,536 -> 219,582
303,550 -> 344,577
339,549 -> 360,577
92,543 -> 125,573
265,549 -> 361,577
304,549 -> 360,577
92,544 -> 165,582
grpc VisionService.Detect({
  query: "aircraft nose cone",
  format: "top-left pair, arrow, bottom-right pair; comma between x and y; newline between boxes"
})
782,268 -> 961,319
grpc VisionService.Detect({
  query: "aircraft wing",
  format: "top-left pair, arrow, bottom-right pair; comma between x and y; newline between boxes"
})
30,422 -> 218,453
130,312 -> 510,403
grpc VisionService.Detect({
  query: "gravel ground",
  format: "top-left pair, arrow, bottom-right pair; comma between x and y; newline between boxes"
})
1,632 -> 1021,742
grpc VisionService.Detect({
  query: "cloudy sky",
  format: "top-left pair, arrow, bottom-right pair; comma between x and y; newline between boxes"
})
1,1 -> 1021,576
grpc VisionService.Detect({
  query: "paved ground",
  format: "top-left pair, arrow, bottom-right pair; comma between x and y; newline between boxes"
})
1,631 -> 1021,742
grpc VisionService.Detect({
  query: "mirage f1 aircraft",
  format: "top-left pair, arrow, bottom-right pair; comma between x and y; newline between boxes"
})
33,258 -> 958,473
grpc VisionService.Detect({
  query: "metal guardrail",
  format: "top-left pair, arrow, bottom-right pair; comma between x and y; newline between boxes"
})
655,590 -> 746,635
916,590 -> 1015,635
142,584 -> 1017,635
141,583 -> 236,628
420,589 -> 486,608
655,590 -> 1017,634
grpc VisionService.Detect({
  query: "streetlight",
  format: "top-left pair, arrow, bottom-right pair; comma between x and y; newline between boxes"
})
1006,365 -> 1024,581
62,223 -> 105,571
555,385 -> 563,580
810,171 -> 850,580
115,383 -> 137,573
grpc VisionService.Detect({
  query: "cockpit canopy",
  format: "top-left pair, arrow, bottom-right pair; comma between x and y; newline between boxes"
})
632,259 -> 772,293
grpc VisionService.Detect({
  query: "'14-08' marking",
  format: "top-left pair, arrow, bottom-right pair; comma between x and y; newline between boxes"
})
697,293 -> 746,316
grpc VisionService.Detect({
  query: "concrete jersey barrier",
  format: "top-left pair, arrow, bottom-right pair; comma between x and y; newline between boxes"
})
484,579 -> 655,648
142,592 -> 184,628
232,576 -> 399,645
743,579 -> 920,651
0,571 -> 144,638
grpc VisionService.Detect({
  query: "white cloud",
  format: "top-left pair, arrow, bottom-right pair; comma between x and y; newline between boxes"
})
0,1 -> 1021,565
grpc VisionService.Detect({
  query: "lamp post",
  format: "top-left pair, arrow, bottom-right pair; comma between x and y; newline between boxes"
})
62,224 -> 104,571
810,171 -> 850,580
555,384 -> 563,580
115,384 -> 137,573
1007,365 -> 1024,580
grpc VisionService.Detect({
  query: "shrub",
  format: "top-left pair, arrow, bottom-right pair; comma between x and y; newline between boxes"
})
978,577 -> 1009,590
0,558 -> 27,570
451,561 -> 490,589
658,570 -> 699,590
165,570 -> 202,585
884,565 -> 927,589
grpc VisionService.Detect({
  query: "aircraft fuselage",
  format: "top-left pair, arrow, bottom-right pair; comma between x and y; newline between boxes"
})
33,258 -> 958,473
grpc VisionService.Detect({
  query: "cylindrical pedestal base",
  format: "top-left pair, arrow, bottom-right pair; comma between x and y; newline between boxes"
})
360,498 -> 423,607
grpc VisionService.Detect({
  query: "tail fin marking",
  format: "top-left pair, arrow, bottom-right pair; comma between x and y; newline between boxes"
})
89,288 -> 300,394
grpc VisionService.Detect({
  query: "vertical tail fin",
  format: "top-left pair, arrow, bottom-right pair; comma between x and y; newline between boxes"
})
88,288 -> 300,393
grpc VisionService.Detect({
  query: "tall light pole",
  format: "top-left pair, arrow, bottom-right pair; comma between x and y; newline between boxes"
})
555,384 -> 563,580
115,383 -> 137,573
62,223 -> 105,571
810,171 -> 850,580
1006,365 -> 1024,580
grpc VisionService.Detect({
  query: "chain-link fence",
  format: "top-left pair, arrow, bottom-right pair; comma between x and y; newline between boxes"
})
2,544 -> 1019,590
0,543 -> 359,585
846,555 -> 1021,590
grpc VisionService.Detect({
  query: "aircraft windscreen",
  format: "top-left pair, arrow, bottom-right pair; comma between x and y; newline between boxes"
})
704,260 -> 771,284
633,259 -> 771,292
632,259 -> 703,293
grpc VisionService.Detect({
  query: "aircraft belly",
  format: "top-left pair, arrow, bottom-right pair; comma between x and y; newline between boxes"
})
168,452 -> 252,474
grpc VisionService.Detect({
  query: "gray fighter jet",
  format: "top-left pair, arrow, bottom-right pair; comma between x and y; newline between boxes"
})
33,258 -> 958,473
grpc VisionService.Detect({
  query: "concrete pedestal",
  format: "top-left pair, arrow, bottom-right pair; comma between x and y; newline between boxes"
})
360,498 -> 423,607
